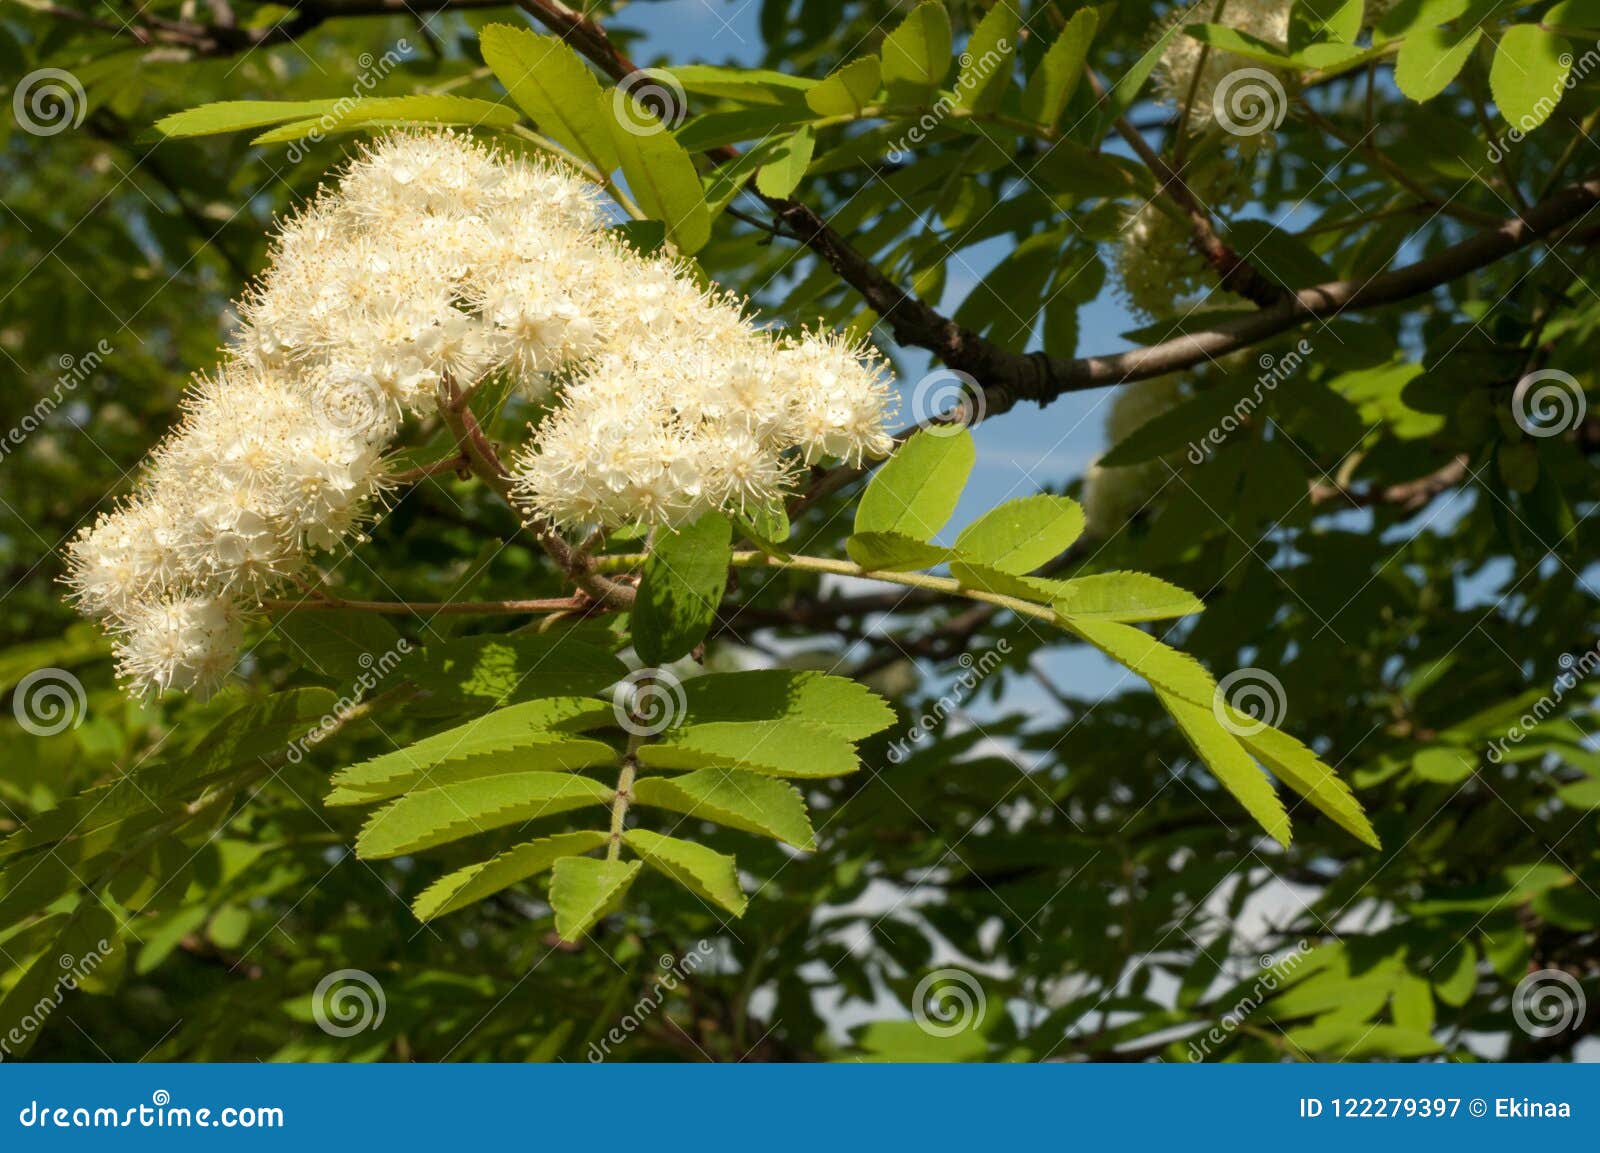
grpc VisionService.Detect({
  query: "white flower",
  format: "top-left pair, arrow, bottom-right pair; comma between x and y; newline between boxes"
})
68,129 -> 898,696
1156,0 -> 1292,131
111,595 -> 244,700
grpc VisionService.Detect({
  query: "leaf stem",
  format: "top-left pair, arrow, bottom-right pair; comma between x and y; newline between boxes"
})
593,549 -> 1058,624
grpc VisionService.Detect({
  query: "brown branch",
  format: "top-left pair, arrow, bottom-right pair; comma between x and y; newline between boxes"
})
438,380 -> 637,609
35,0 -> 512,55
1309,455 -> 1472,512
263,594 -> 593,615
1087,69 -> 1287,308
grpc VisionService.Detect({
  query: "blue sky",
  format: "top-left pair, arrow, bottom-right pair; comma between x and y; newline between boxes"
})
616,0 -> 1142,710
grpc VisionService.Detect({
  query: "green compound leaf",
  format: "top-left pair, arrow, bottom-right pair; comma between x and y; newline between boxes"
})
625,828 -> 748,915
953,494 -> 1084,574
479,23 -> 619,172
846,530 -> 954,572
249,96 -> 519,144
329,737 -> 616,809
328,697 -> 615,806
855,428 -> 975,541
1395,22 -> 1481,103
949,560 -> 1054,601
632,768 -> 816,849
356,772 -> 613,859
550,856 -> 641,941
155,99 -> 343,138
755,123 -> 816,198
1159,690 -> 1291,847
413,830 -> 609,921
1019,8 -> 1097,129
679,670 -> 896,740
641,720 -> 861,778
953,2 -> 1019,116
1239,722 -> 1380,848
412,633 -> 626,707
608,102 -> 712,255
633,512 -> 732,666
1489,24 -> 1572,130
881,0 -> 953,99
1048,572 -> 1206,623
806,57 -> 882,117
1063,617 -> 1217,706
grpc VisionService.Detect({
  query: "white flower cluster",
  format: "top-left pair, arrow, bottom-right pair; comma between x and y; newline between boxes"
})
1156,0 -> 1292,131
1082,377 -> 1187,538
67,131 -> 895,699
1113,201 -> 1217,321
513,326 -> 895,528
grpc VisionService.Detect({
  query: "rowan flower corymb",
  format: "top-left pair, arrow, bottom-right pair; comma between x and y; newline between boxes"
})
65,131 -> 896,699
